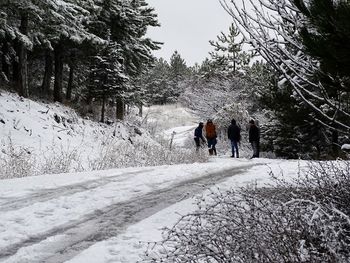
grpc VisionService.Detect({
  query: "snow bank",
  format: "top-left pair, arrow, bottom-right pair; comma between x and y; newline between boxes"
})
0,91 -> 153,177
0,92 -> 210,179
341,144 -> 350,151
65,159 -> 305,263
0,157 -> 265,262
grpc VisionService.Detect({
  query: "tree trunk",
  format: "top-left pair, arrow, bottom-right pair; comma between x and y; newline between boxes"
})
66,64 -> 74,101
232,53 -> 237,74
86,86 -> 93,105
116,96 -> 124,120
138,104 -> 143,117
126,104 -> 130,114
100,94 -> 106,123
53,42 -> 64,102
17,13 -> 29,97
12,39 -> 19,83
41,50 -> 53,97
332,130 -> 339,157
1,41 -> 10,80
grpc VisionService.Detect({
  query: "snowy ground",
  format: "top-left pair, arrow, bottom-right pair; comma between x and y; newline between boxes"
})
143,104 -> 198,148
65,158 -> 305,263
0,92 -> 119,159
0,95 -> 308,262
0,91 -> 155,177
0,157 -> 306,263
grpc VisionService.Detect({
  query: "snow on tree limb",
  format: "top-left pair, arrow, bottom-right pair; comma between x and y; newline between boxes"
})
220,0 -> 350,133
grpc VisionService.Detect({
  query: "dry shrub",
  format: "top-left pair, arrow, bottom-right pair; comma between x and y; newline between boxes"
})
0,139 -> 38,179
144,161 -> 350,263
0,134 -> 209,179
89,139 -> 209,171
40,144 -> 84,174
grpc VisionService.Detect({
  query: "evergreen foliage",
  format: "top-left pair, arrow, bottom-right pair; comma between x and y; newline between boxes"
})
209,24 -> 251,76
87,41 -> 127,122
168,50 -> 189,101
142,58 -> 171,105
140,51 -> 189,105
0,0 -> 160,121
261,81 -> 331,159
295,0 -> 350,126
221,0 -> 350,158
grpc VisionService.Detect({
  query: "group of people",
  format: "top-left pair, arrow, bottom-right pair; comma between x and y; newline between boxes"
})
194,119 -> 260,158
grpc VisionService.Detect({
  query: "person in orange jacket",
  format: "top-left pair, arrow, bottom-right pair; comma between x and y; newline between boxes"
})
205,119 -> 217,155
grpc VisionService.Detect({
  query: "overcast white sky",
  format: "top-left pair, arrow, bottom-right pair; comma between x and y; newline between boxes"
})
146,0 -> 233,66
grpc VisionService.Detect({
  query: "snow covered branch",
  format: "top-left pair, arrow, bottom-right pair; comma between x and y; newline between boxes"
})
145,161 -> 350,262
220,0 -> 350,133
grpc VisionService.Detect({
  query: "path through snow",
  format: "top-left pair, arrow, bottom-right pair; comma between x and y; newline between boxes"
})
0,103 -> 305,262
0,159 -> 280,263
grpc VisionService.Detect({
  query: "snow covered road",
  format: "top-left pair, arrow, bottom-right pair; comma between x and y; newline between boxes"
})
0,158 -> 269,263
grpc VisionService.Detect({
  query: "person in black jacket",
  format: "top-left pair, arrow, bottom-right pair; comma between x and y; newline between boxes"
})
227,118 -> 241,158
194,122 -> 205,151
248,119 -> 260,158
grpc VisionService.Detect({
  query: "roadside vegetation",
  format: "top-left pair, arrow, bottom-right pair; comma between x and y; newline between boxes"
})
145,161 -> 350,262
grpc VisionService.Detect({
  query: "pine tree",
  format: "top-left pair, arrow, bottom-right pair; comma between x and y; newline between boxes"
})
223,0 -> 350,135
0,11 -> 16,83
197,58 -> 217,78
0,0 -> 36,97
209,24 -> 251,75
142,58 -> 171,104
44,0 -> 102,102
92,0 -> 160,117
295,0 -> 350,82
87,41 -> 128,123
292,0 -> 350,156
168,50 -> 188,101
0,0 -> 103,100
0,0 -> 161,119
295,0 -> 350,118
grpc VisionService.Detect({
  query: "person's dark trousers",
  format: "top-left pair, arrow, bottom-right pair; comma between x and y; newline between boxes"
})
251,141 -> 260,157
230,140 -> 239,158
207,138 -> 217,155
194,138 -> 200,151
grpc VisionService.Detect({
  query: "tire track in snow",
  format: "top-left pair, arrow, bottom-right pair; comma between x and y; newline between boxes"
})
0,169 -> 155,212
0,165 -> 254,263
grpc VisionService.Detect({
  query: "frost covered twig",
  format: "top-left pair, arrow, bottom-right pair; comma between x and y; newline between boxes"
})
144,161 -> 350,262
220,0 -> 350,133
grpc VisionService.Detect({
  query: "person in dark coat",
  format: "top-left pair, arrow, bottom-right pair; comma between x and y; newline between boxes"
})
227,118 -> 241,158
248,119 -> 260,158
194,122 -> 205,151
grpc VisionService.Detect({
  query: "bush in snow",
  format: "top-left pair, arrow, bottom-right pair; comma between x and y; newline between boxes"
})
40,144 -> 84,174
341,144 -> 350,159
0,91 -> 208,178
0,141 -> 84,178
0,134 -> 209,178
89,138 -> 209,170
0,137 -> 38,179
144,161 -> 350,263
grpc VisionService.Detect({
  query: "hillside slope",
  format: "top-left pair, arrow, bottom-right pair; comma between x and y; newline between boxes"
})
0,92 -> 207,179
0,92 -> 154,178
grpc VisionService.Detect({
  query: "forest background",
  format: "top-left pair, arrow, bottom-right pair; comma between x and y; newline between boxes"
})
0,0 -> 349,160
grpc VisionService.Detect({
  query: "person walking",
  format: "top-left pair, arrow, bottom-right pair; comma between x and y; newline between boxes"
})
227,118 -> 241,158
248,119 -> 260,158
205,119 -> 217,155
194,122 -> 205,151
